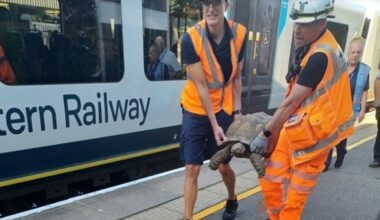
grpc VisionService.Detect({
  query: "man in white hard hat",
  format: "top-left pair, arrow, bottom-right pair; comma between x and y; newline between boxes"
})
249,0 -> 354,219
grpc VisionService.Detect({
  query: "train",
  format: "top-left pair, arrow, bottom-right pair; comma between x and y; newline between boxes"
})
0,0 -> 379,214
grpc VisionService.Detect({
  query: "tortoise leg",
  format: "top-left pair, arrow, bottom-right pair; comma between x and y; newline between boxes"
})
231,142 -> 250,158
231,143 -> 265,178
249,153 -> 266,178
209,144 -> 232,171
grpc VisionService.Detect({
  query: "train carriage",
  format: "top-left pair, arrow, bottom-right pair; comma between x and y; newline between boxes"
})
0,0 -> 379,215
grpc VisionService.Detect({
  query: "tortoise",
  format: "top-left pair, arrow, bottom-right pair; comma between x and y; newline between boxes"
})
209,112 -> 272,178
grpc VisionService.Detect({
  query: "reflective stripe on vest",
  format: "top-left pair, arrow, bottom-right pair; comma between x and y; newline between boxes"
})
300,44 -> 347,107
293,115 -> 355,158
292,43 -> 355,158
194,23 -> 239,89
231,22 -> 238,39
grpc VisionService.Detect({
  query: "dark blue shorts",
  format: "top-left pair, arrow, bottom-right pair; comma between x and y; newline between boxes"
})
180,109 -> 233,165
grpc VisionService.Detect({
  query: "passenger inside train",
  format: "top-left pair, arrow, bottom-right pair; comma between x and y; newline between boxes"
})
146,44 -> 170,81
0,6 -> 16,84
154,35 -> 182,79
0,0 -> 124,84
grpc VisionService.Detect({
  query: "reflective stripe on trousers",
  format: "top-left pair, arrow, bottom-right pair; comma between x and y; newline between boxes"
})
259,129 -> 330,220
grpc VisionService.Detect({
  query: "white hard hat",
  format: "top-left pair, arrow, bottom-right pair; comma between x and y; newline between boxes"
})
289,0 -> 334,23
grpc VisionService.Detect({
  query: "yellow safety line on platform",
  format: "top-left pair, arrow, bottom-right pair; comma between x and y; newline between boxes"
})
347,134 -> 377,151
193,133 -> 377,220
193,186 -> 262,220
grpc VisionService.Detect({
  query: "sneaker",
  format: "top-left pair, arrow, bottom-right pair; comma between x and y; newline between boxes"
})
223,199 -> 238,220
369,160 -> 380,168
334,160 -> 343,168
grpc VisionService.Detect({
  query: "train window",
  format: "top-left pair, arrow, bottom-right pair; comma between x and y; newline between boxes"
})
361,18 -> 370,39
143,0 -> 202,81
143,0 -> 167,12
327,21 -> 348,52
0,0 -> 123,85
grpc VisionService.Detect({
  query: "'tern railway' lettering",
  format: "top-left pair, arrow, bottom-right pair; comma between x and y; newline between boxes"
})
0,106 -> 57,135
63,92 -> 150,127
0,92 -> 151,136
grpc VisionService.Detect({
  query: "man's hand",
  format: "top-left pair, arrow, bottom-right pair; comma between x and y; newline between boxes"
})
233,112 -> 241,121
250,134 -> 268,155
214,125 -> 227,146
357,111 -> 365,122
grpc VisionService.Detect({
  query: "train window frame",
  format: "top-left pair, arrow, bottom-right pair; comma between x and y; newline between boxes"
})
143,0 -> 167,12
361,18 -> 371,40
327,21 -> 348,53
142,0 -> 202,81
0,0 -> 124,85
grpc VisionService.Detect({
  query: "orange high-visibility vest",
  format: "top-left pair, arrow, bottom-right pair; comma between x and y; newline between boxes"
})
181,20 -> 246,115
284,30 -> 354,164
0,45 -> 16,84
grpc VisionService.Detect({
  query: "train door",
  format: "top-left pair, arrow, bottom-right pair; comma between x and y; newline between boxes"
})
231,0 -> 281,113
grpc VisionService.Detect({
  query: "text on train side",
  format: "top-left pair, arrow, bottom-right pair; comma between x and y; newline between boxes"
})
0,92 -> 151,136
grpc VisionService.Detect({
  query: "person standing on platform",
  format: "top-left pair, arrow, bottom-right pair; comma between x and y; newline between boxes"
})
370,70 -> 380,168
179,0 -> 247,219
324,37 -> 370,171
249,0 -> 355,219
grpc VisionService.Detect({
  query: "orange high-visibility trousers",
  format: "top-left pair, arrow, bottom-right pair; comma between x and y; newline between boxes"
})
259,129 -> 330,220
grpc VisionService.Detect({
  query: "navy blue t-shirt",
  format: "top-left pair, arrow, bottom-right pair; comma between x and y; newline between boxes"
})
181,19 -> 247,83
297,52 -> 328,90
290,30 -> 328,90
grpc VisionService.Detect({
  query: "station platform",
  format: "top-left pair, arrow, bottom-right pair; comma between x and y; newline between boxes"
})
5,111 -> 380,220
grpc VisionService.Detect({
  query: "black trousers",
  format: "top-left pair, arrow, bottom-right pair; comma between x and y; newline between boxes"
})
325,138 -> 347,168
373,108 -> 380,162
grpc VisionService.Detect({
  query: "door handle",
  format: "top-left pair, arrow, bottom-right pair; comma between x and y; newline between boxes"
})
252,68 -> 257,76
253,32 -> 260,60
253,42 -> 258,60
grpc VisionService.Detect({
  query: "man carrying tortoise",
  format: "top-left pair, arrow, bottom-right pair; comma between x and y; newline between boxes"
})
250,1 -> 354,219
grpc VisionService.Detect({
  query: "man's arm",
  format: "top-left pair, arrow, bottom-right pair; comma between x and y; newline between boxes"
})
265,84 -> 313,135
375,77 -> 380,106
232,60 -> 244,118
232,29 -> 247,118
358,74 -> 370,122
187,62 -> 227,145
358,90 -> 367,122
